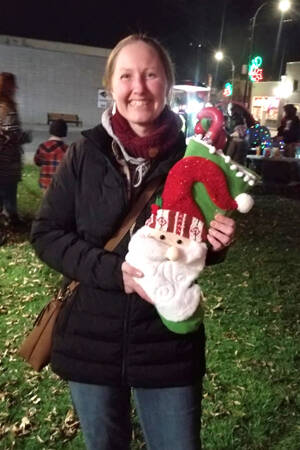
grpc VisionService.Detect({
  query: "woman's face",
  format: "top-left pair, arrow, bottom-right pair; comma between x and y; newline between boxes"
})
111,41 -> 168,137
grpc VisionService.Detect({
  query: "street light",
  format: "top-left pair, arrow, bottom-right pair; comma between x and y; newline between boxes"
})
214,51 -> 235,98
249,1 -> 291,72
279,0 -> 291,12
244,0 -> 292,104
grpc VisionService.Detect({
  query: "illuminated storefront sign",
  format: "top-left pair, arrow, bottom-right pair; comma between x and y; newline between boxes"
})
251,96 -> 280,123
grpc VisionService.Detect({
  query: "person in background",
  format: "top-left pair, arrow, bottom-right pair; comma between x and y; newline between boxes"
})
0,217 -> 6,245
34,119 -> 68,192
226,114 -> 249,165
0,72 -> 31,226
31,34 -> 236,450
277,104 -> 300,157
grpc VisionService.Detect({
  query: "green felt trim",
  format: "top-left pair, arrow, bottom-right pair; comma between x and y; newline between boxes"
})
184,139 -> 257,226
201,117 -> 211,132
155,195 -> 163,207
159,302 -> 204,334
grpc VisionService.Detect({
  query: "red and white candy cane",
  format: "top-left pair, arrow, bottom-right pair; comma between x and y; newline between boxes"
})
194,107 -> 227,150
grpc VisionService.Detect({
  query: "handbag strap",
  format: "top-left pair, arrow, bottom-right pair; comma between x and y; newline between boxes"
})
67,175 -> 164,293
104,175 -> 164,251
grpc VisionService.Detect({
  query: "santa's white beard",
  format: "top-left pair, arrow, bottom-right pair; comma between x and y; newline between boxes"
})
125,226 -> 207,322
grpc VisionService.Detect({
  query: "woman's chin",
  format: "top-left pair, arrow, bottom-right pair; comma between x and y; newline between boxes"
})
128,118 -> 157,135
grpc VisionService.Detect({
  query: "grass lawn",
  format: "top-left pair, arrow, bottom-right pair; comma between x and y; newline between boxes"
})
0,165 -> 299,449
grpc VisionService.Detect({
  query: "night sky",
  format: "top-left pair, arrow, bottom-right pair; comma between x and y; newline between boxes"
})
2,0 -> 300,86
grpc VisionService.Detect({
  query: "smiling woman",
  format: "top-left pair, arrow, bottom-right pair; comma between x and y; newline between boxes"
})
30,33 -> 236,450
110,41 -> 168,136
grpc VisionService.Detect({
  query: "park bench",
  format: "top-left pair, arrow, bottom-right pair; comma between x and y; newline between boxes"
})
47,112 -> 82,127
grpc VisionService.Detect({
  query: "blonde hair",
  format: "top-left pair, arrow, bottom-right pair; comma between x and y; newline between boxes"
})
103,34 -> 175,100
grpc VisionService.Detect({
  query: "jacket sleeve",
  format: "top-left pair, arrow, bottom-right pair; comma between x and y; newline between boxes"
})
0,104 -> 29,145
30,142 -> 124,291
34,147 -> 42,166
206,247 -> 228,265
284,118 -> 300,143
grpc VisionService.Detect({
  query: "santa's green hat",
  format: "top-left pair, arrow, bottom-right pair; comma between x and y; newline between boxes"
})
184,136 -> 257,227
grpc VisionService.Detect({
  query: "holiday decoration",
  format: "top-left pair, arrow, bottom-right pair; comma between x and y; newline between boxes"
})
195,107 -> 227,150
223,82 -> 233,97
249,55 -> 264,82
246,123 -> 272,152
184,137 -> 256,227
125,108 -> 258,334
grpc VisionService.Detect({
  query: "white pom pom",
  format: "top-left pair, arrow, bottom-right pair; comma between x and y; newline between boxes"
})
194,134 -> 203,143
235,193 -> 254,213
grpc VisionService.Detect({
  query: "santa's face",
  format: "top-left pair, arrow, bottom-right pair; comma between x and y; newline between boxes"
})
125,225 -> 208,322
147,228 -> 193,261
129,225 -> 207,267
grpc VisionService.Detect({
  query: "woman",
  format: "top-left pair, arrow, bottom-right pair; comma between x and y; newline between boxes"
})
277,103 -> 300,157
31,35 -> 235,450
226,114 -> 248,165
0,72 -> 29,225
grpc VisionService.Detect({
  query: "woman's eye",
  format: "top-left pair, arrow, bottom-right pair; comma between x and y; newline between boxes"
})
177,239 -> 183,245
160,235 -> 165,240
120,73 -> 130,80
146,72 -> 156,79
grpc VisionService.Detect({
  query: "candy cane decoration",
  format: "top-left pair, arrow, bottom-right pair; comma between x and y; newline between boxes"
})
194,107 -> 227,150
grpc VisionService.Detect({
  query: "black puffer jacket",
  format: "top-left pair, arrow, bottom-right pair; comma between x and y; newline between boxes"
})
31,124 -> 206,388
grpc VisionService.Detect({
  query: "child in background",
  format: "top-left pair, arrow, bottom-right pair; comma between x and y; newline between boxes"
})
34,119 -> 68,191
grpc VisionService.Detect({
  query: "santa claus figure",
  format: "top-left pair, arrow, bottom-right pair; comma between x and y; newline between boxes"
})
126,126 -> 257,334
126,206 -> 208,334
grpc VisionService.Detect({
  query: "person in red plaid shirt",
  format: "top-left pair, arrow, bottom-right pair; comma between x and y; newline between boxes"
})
34,119 -> 68,191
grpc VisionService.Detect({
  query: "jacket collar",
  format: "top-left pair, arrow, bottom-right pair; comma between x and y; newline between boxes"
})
81,118 -> 186,182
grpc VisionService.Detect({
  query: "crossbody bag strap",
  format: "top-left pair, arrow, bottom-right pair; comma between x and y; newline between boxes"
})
104,175 -> 164,252
67,175 -> 164,293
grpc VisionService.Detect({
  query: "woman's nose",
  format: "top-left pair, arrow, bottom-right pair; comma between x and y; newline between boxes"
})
132,75 -> 146,93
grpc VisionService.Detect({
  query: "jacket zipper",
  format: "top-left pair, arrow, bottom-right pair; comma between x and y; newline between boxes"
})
121,294 -> 131,384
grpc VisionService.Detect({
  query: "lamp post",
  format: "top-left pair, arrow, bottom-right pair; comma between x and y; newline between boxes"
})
244,0 -> 292,105
215,51 -> 235,98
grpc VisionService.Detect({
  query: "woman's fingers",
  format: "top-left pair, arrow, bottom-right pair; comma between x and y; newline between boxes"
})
121,261 -> 143,278
210,214 -> 235,235
207,233 -> 226,251
208,214 -> 236,251
121,262 -> 153,303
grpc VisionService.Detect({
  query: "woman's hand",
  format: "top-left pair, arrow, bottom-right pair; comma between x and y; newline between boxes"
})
121,262 -> 153,304
207,213 -> 236,251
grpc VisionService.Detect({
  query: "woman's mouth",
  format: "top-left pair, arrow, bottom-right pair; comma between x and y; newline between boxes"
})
129,100 -> 150,108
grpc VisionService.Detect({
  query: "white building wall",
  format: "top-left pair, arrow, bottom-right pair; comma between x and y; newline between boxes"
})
0,35 -> 111,127
251,81 -> 280,97
285,62 -> 300,106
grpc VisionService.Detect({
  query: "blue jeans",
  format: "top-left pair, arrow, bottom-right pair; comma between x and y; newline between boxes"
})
69,381 -> 202,450
0,183 -> 18,217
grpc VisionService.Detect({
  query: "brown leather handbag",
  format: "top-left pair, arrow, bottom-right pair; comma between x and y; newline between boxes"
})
18,176 -> 163,371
